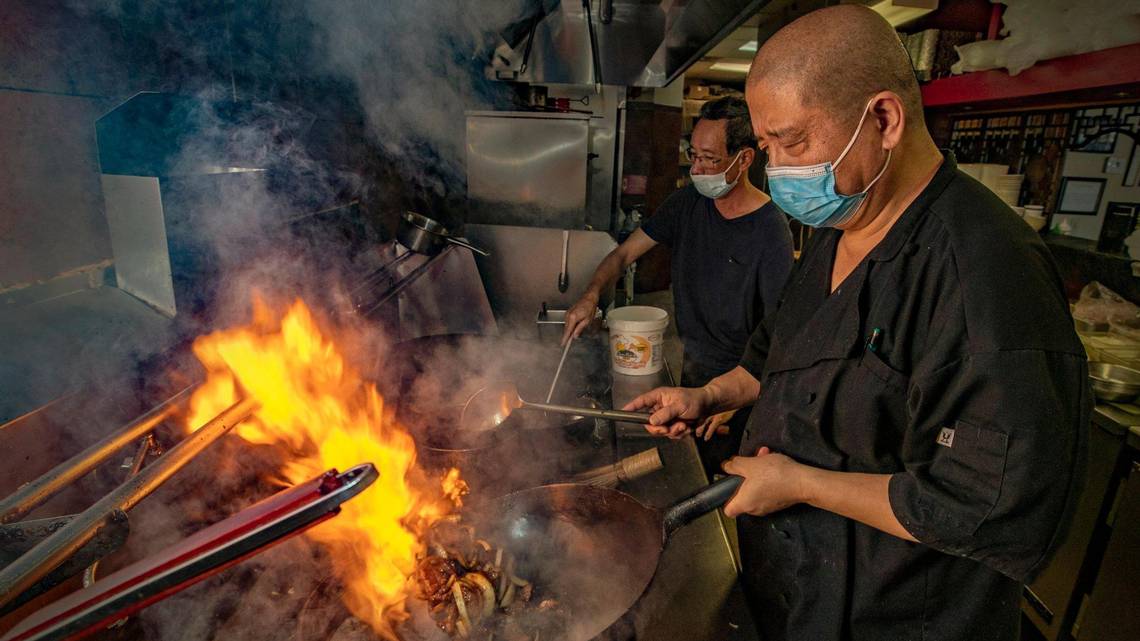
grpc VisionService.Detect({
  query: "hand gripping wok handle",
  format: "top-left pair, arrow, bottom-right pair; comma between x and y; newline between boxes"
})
662,475 -> 743,536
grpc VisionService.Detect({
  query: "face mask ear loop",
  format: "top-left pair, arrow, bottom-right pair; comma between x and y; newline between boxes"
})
861,148 -> 892,195
834,148 -> 893,227
726,149 -> 745,183
833,96 -> 878,171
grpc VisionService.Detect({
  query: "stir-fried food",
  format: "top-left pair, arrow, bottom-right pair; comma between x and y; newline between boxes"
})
412,517 -> 567,641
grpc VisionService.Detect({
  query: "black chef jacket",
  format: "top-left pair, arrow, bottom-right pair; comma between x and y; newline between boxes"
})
735,154 -> 1090,641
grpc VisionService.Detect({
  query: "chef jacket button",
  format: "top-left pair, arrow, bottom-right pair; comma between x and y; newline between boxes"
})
805,392 -> 816,405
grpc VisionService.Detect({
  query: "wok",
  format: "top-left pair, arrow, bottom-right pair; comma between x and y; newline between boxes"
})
465,477 -> 743,641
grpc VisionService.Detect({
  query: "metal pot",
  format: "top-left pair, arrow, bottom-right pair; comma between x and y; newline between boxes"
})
397,211 -> 489,256
1089,361 -> 1140,402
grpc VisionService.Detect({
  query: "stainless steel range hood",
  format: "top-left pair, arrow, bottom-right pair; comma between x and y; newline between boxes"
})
491,0 -> 768,87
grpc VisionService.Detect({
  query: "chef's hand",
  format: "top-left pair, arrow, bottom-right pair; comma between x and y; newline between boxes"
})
561,292 -> 599,346
722,447 -> 809,518
694,409 -> 736,441
623,386 -> 710,439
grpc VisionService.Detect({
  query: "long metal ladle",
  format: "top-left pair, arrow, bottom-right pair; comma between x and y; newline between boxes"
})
459,381 -> 656,435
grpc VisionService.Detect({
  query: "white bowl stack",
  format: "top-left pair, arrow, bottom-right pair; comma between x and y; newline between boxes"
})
1022,204 -> 1047,231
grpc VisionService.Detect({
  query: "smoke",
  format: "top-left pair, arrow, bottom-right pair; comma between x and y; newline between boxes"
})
302,0 -> 528,199
3,2 -> 652,639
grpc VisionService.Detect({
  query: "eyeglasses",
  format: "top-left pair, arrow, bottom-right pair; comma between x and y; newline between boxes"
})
685,148 -> 731,166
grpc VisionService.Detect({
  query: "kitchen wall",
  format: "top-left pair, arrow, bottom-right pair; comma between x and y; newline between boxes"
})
1053,133 -> 1140,241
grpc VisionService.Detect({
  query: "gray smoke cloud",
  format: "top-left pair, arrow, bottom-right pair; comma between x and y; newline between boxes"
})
303,0 -> 529,197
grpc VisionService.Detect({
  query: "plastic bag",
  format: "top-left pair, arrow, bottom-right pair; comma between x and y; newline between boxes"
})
1073,282 -> 1140,324
953,0 -> 1140,76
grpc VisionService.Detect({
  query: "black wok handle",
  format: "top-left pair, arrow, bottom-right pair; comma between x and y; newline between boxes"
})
662,475 -> 743,536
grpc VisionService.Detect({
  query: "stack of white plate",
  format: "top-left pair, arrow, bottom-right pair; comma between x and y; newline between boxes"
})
993,174 -> 1024,206
979,164 -> 1008,186
959,163 -> 984,181
959,164 -> 1024,206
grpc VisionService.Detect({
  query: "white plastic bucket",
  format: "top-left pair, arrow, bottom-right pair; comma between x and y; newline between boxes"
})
607,306 -> 669,375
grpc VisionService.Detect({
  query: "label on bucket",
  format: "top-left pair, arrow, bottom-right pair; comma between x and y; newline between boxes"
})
611,332 -> 663,372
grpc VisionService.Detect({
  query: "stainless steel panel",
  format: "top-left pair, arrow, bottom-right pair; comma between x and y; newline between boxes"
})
492,0 -> 765,88
580,85 -> 625,231
100,174 -> 176,317
1021,418 -> 1126,640
466,112 -> 590,227
1076,463 -> 1140,641
0,91 -> 111,288
464,224 -> 617,334
395,246 -> 498,341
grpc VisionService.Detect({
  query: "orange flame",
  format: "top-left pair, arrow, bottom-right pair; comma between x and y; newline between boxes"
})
187,297 -> 456,637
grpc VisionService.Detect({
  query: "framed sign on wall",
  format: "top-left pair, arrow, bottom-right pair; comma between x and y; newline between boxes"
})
1056,177 -> 1106,215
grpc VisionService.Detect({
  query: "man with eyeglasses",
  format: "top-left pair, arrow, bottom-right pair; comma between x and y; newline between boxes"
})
563,96 -> 793,477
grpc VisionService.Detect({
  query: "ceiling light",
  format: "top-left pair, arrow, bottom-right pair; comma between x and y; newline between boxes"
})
738,40 -> 758,53
708,61 -> 752,74
870,0 -> 937,27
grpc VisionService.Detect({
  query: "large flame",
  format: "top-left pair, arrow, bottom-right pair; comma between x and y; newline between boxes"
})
187,298 -> 456,637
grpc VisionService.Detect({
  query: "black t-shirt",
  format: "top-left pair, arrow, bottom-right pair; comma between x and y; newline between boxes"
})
736,153 -> 1090,641
641,185 -> 793,376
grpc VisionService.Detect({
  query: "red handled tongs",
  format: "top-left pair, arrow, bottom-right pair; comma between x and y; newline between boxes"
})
3,463 -> 377,641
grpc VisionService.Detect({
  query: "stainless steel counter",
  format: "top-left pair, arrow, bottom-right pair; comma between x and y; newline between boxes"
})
1091,402 -> 1140,450
606,357 -> 758,641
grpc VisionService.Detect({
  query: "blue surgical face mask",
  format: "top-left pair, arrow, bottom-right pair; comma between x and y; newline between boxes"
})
765,98 -> 891,228
691,150 -> 744,200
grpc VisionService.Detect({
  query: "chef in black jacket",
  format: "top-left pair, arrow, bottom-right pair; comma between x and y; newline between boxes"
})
625,6 -> 1089,641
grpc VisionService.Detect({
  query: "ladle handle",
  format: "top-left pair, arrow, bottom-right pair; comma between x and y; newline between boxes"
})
522,401 -> 653,424
662,475 -> 743,536
445,236 -> 490,257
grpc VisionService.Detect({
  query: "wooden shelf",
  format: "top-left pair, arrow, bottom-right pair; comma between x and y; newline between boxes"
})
922,43 -> 1140,110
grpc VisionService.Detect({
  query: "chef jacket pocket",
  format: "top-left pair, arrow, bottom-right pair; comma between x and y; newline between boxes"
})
927,420 -> 1009,533
859,349 -> 909,390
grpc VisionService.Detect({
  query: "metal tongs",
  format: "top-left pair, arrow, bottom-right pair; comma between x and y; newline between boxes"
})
3,464 -> 378,641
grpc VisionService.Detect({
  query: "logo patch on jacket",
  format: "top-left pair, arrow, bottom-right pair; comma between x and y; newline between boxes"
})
937,427 -> 955,448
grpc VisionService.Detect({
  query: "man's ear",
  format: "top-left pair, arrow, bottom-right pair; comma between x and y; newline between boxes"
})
738,147 -> 757,174
873,91 -> 906,151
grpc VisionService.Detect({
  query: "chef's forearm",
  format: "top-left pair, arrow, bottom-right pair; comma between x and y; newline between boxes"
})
701,366 -> 761,414
799,468 -> 918,543
582,251 -> 626,302
583,230 -> 655,302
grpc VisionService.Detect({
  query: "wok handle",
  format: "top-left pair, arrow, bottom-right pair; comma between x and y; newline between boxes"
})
662,475 -> 743,536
